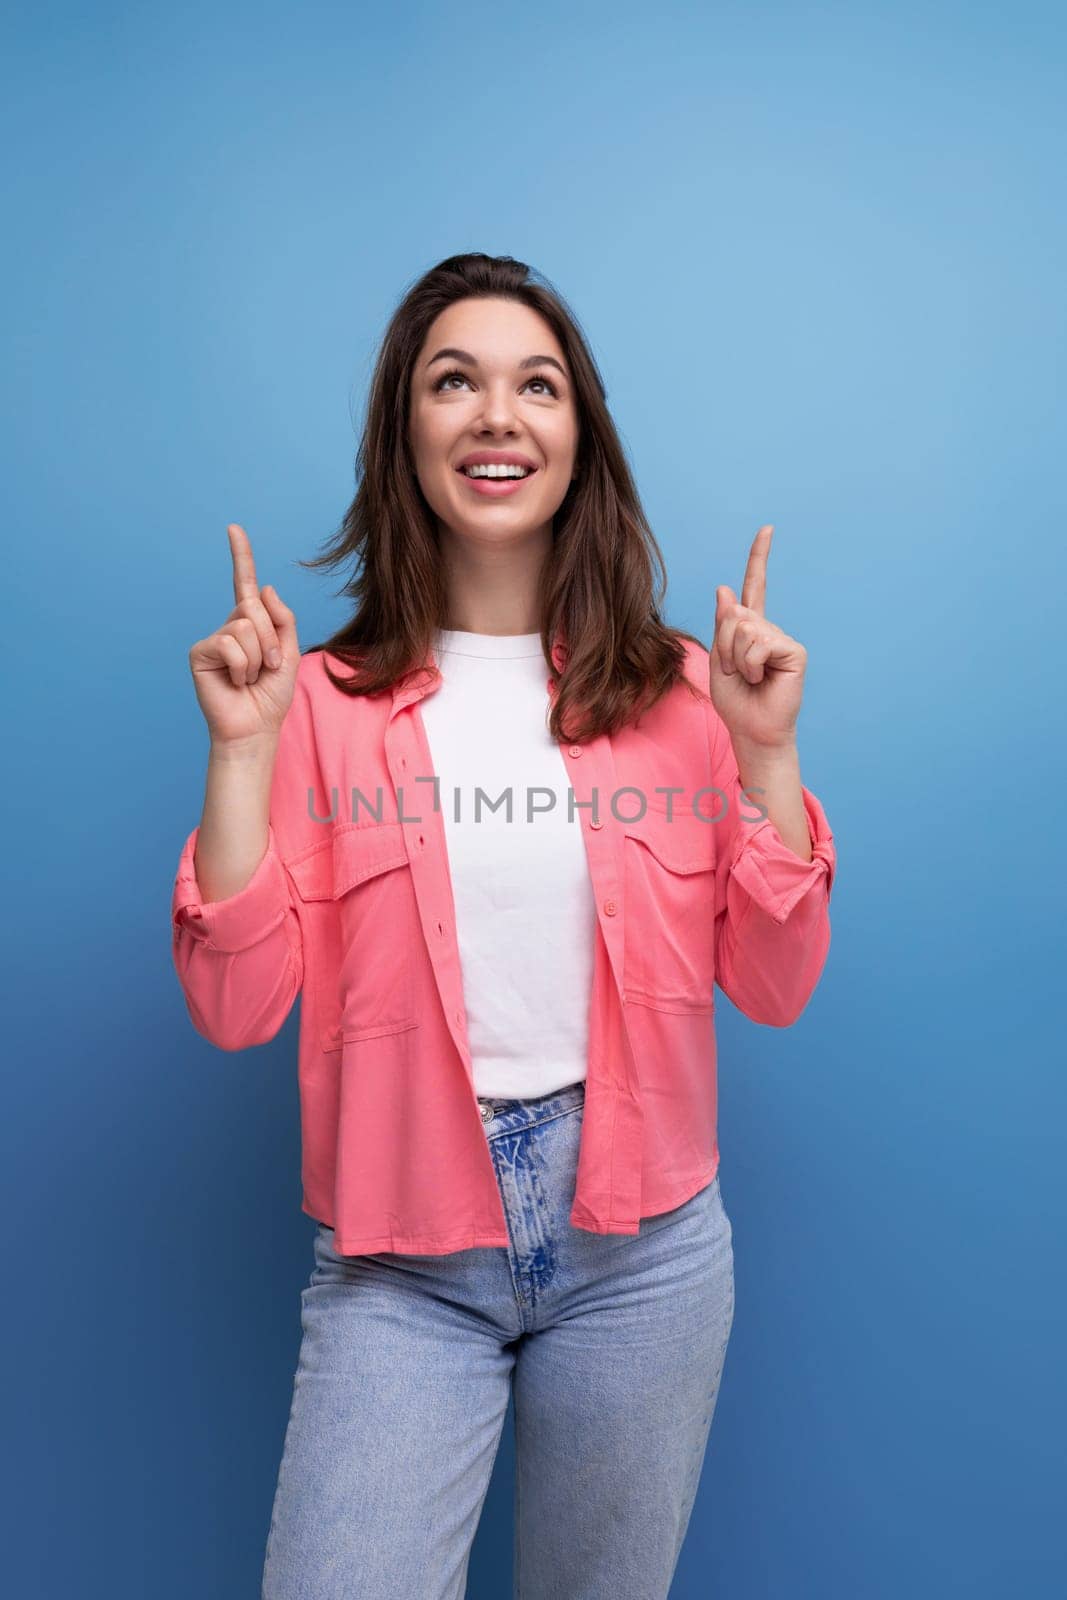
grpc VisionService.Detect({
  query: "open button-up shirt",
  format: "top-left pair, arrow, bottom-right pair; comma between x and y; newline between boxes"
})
171,636 -> 837,1256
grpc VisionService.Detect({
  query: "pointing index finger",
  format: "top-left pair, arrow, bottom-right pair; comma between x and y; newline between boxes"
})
228,523 -> 260,607
740,524 -> 774,616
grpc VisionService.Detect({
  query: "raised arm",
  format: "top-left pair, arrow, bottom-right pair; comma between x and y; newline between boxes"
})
706,525 -> 836,1025
171,525 -> 303,1051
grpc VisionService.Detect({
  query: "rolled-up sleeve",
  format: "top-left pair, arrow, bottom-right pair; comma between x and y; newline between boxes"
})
708,701 -> 837,1026
171,822 -> 302,1051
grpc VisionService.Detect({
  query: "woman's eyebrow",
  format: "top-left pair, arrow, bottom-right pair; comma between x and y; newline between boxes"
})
426,347 -> 568,379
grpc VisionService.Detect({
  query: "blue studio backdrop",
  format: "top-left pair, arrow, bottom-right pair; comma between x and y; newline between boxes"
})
3,2 -> 1064,1596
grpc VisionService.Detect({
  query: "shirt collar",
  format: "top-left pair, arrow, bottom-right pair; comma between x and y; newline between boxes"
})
390,629 -> 569,715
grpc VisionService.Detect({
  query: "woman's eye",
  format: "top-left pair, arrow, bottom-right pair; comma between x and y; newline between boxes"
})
433,369 -> 469,392
432,368 -> 558,397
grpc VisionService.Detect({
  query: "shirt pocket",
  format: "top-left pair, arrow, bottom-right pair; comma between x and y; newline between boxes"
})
287,823 -> 420,1051
620,805 -> 717,1013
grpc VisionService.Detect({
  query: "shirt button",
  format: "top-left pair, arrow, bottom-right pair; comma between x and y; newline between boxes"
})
604,899 -> 617,916
568,744 -> 582,757
590,818 -> 603,830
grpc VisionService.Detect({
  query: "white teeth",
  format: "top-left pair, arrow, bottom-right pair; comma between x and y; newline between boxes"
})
462,463 -> 532,478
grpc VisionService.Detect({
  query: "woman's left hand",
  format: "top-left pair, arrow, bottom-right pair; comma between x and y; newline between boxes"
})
709,525 -> 807,751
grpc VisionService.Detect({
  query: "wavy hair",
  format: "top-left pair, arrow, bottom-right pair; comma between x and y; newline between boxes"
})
300,251 -> 706,742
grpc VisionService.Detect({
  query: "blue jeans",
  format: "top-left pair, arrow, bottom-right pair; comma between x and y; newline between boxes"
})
261,1080 -> 735,1599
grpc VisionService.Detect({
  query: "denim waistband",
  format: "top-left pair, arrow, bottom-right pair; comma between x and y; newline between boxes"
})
476,1079 -> 585,1137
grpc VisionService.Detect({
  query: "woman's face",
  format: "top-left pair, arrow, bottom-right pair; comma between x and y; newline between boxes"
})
408,296 -> 580,548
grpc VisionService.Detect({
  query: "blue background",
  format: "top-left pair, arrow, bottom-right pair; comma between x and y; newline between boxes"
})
3,1 -> 1064,1594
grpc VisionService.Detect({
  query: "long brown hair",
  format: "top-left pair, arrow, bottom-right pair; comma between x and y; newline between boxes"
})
300,251 -> 706,742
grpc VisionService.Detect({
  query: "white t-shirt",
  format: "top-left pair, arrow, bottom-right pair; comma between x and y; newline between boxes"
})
419,627 -> 596,1100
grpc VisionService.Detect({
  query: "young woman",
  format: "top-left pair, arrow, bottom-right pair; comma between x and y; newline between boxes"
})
172,252 -> 836,1599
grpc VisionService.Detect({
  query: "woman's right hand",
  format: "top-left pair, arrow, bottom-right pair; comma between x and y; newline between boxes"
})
188,524 -> 300,748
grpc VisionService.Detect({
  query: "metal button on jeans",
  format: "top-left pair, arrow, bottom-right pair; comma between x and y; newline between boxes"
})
480,1103 -> 495,1123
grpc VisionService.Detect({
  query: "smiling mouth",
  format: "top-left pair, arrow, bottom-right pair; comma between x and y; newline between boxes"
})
456,465 -> 539,496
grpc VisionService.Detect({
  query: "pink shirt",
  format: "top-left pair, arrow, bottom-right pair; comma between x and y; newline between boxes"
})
171,636 -> 837,1256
